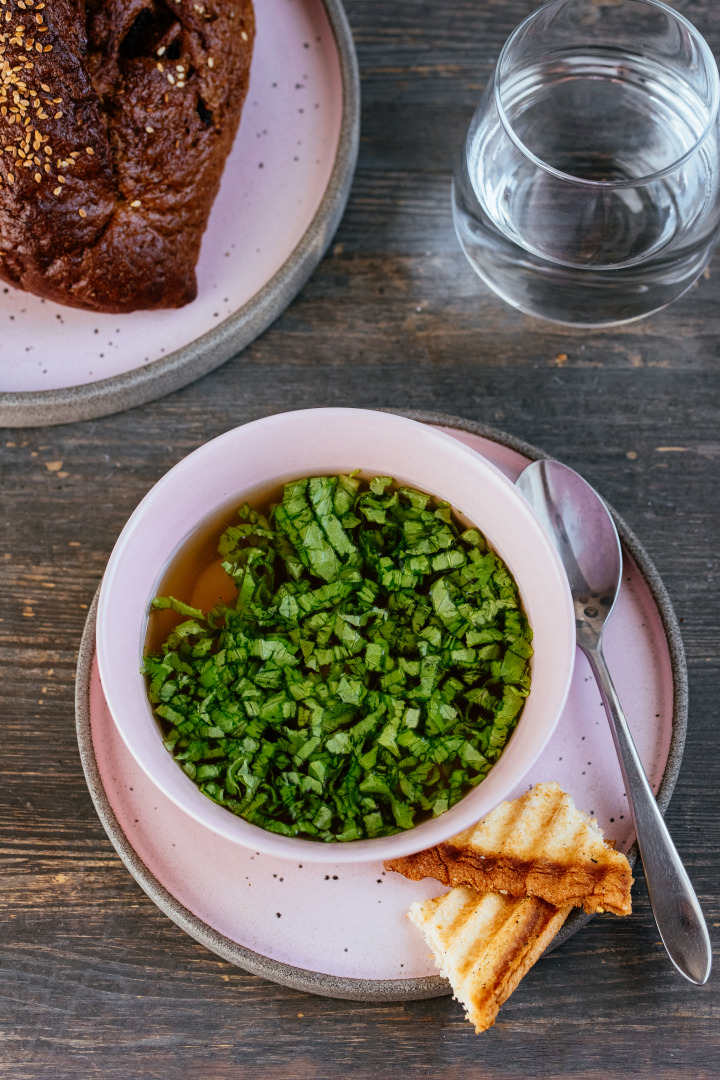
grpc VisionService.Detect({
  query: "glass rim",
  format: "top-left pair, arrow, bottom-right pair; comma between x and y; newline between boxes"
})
494,0 -> 720,189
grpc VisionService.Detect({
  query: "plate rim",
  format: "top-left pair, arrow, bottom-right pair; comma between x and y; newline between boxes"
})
0,0 -> 361,428
74,412 -> 688,1000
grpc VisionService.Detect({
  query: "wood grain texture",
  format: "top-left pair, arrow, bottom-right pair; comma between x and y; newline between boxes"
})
1,1 -> 719,1076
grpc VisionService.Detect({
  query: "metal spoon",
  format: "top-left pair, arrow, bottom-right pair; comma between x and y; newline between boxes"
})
516,458 -> 711,985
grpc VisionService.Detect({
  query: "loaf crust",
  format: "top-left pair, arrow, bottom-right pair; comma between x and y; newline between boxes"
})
0,0 -> 254,312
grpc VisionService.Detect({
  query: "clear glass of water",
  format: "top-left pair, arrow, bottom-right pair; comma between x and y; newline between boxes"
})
452,0 -> 720,326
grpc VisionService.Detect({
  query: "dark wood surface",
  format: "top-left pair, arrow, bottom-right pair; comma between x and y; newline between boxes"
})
2,2 -> 719,1076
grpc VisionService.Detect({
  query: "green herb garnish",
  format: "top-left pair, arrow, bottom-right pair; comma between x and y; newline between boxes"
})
142,475 -> 533,842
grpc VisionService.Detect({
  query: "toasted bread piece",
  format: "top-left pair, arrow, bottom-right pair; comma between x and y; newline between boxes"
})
387,782 -> 633,915
409,887 -> 572,1032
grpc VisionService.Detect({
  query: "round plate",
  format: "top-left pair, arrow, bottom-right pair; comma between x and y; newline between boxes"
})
75,414 -> 687,1001
0,0 -> 359,427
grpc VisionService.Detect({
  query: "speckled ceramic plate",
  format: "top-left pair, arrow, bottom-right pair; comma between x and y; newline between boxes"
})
0,0 -> 359,427
75,415 -> 687,1001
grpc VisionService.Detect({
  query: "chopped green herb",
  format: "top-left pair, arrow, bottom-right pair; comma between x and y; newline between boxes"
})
142,476 -> 533,842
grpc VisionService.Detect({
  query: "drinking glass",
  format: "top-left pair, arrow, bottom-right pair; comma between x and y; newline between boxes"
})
452,0 -> 720,326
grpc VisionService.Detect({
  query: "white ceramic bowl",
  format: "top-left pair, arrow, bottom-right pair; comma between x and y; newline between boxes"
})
97,408 -> 575,863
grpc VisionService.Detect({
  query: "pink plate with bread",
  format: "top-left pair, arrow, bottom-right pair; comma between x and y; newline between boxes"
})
0,0 -> 359,425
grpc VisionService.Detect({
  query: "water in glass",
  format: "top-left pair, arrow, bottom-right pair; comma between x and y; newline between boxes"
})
453,5 -> 720,326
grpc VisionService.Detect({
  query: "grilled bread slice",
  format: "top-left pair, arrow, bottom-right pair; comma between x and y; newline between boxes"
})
409,886 -> 572,1033
387,782 -> 633,915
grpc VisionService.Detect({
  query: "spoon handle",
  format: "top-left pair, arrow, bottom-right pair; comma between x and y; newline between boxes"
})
585,644 -> 712,985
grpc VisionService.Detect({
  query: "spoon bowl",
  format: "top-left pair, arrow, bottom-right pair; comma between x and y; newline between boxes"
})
516,458 -> 623,651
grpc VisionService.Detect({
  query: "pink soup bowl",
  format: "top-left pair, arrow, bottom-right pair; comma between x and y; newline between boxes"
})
96,408 -> 575,863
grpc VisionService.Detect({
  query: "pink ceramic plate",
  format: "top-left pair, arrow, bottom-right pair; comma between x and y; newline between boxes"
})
0,0 -> 359,427
75,416 -> 686,1001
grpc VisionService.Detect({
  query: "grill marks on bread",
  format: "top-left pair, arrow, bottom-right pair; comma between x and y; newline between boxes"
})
409,888 -> 573,1033
395,784 -> 633,1033
386,782 -> 633,915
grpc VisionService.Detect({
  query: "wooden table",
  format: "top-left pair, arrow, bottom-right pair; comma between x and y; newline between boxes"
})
2,2 -> 718,1076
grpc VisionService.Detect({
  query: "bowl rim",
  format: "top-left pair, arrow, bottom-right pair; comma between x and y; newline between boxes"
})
96,407 -> 576,862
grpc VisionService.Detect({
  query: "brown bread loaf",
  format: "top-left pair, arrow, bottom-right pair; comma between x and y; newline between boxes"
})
0,0 -> 254,313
